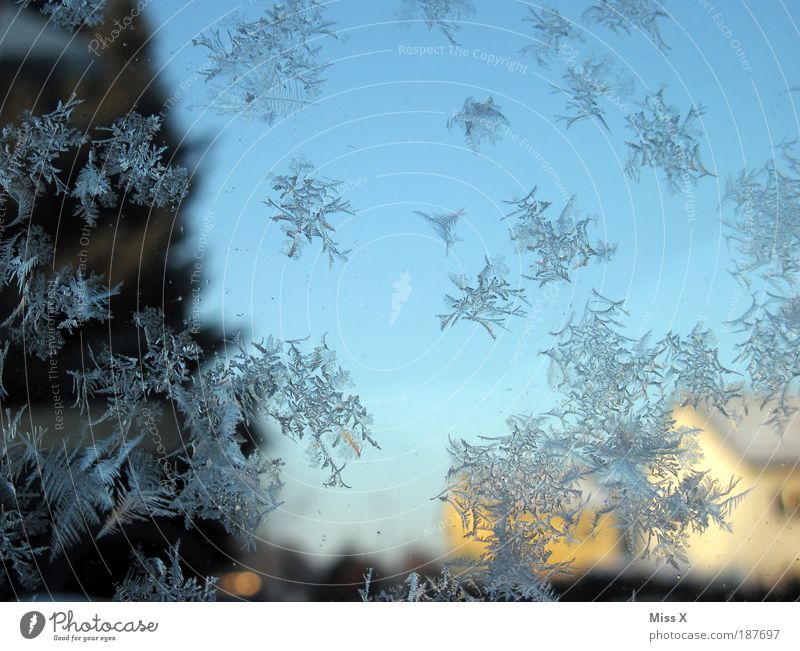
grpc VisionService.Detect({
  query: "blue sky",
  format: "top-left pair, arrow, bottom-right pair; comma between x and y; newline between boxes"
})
142,0 -> 800,571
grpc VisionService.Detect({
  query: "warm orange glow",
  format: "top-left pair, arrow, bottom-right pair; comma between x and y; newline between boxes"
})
442,406 -> 800,589
218,571 -> 263,597
442,501 -> 623,573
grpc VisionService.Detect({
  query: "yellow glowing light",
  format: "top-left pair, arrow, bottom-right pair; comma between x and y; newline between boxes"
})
218,571 -> 262,597
442,501 -> 623,574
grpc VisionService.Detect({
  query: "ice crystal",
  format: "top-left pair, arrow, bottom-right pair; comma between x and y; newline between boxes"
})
541,295 -> 744,562
266,158 -> 356,267
438,257 -> 528,339
79,113 -> 190,224
504,187 -> 616,285
520,5 -> 581,69
723,140 -> 800,282
360,566 -> 482,602
0,305 -> 375,588
97,450 -> 176,539
0,510 -> 47,591
8,267 -> 119,359
114,543 -> 218,602
551,57 -> 632,130
437,292 -> 745,600
416,207 -> 463,256
193,0 -> 336,122
447,96 -> 510,152
398,0 -> 475,45
0,98 -> 376,596
19,0 -> 106,31
723,143 -> 800,428
0,225 -> 120,359
0,96 -> 81,225
0,419 -> 49,590
30,434 -> 146,559
624,89 -> 713,193
0,98 -> 188,227
662,325 -> 742,417
264,335 -> 378,487
76,311 -> 373,493
445,426 -> 576,600
583,0 -> 671,51
728,293 -> 800,429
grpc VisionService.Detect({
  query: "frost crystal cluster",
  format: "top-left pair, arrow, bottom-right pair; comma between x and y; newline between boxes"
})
0,97 -> 188,228
0,97 -> 83,225
416,208 -> 463,256
0,99 -> 189,360
78,112 -> 190,225
723,141 -> 800,281
723,142 -> 800,428
624,89 -> 713,194
360,566 -> 485,602
728,297 -> 799,429
266,158 -> 356,266
519,5 -> 581,69
438,258 -> 528,339
583,0 -> 671,51
552,57 -> 632,130
267,335 -> 378,487
0,99 -> 375,600
447,96 -> 510,152
398,0 -> 475,45
3,0 -> 782,605
1,303 -> 374,595
193,0 -> 336,122
114,543 -> 219,602
504,187 -> 616,285
435,293 -> 745,600
20,0 -> 107,30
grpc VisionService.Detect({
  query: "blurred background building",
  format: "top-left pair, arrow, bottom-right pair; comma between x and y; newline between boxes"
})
441,404 -> 800,601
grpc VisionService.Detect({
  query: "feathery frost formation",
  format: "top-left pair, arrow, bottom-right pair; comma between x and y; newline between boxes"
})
0,99 -> 374,599
114,543 -> 219,602
624,89 -> 713,193
193,0 -> 336,122
435,293 -> 745,600
266,158 -> 356,266
416,208 -> 464,256
505,187 -> 616,285
583,0 -> 671,51
551,57 -> 633,130
438,257 -> 528,339
398,0 -> 475,45
723,141 -> 800,429
520,5 -> 582,68
21,0 -> 107,30
448,96 -> 510,152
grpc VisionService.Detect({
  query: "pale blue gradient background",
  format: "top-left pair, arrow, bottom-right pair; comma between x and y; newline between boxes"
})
142,1 -> 799,570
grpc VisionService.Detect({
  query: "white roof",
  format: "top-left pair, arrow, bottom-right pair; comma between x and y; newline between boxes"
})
698,398 -> 800,467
